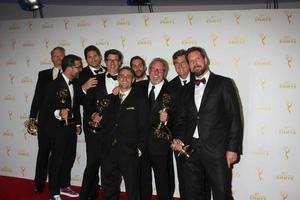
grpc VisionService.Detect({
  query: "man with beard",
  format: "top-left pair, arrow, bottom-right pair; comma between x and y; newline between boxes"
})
39,54 -> 83,200
130,56 -> 148,82
171,46 -> 243,200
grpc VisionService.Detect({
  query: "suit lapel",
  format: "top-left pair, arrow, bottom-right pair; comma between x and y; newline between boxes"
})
199,73 -> 216,112
151,82 -> 167,112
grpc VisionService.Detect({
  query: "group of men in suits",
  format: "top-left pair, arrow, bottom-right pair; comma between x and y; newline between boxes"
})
29,45 -> 243,200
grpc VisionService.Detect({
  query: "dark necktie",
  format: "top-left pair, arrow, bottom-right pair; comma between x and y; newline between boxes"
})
119,93 -> 124,103
107,74 -> 118,80
194,78 -> 206,86
149,85 -> 155,108
183,80 -> 187,85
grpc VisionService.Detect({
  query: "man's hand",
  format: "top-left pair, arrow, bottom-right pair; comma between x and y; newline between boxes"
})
170,138 -> 184,152
226,151 -> 238,168
159,110 -> 168,123
112,86 -> 120,95
81,77 -> 98,92
91,112 -> 102,123
59,108 -> 70,120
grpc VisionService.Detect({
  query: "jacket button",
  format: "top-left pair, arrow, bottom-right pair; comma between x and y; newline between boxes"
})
197,116 -> 200,120
115,123 -> 118,127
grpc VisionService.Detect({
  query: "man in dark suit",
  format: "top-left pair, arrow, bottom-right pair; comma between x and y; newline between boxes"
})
40,54 -> 83,200
171,46 -> 243,200
28,46 -> 65,193
130,56 -> 148,82
101,67 -> 150,200
79,49 -> 123,200
138,58 -> 176,200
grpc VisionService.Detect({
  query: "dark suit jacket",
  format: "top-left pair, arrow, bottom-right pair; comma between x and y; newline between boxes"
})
169,73 -> 195,103
83,73 -> 108,130
138,80 -> 177,156
30,68 -> 55,120
39,75 -> 81,136
110,87 -> 150,155
174,72 -> 243,156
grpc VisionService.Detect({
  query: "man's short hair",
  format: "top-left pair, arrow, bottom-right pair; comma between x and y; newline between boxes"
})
84,45 -> 101,60
172,49 -> 186,60
185,46 -> 210,66
118,66 -> 135,77
104,49 -> 123,65
51,46 -> 65,56
149,57 -> 169,78
130,56 -> 146,68
61,54 -> 82,72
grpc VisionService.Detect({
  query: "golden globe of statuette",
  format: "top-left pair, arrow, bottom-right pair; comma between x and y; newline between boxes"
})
24,118 -> 38,135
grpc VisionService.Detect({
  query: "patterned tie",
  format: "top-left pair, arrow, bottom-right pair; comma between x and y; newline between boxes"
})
194,78 -> 206,86
119,93 -> 125,103
149,85 -> 155,108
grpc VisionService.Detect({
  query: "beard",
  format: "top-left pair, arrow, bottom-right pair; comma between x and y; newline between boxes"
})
193,64 -> 208,77
134,70 -> 146,78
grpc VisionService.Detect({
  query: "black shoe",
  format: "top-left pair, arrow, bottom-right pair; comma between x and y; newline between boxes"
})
34,186 -> 43,193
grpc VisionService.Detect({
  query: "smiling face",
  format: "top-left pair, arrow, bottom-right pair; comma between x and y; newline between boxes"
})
173,55 -> 190,79
131,58 -> 146,79
51,48 -> 65,68
149,60 -> 165,85
187,50 -> 209,77
86,50 -> 101,68
118,68 -> 134,92
105,54 -> 121,75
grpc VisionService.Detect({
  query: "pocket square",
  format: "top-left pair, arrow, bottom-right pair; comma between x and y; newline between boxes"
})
126,107 -> 135,110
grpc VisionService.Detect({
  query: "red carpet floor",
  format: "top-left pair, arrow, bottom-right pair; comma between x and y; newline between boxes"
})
0,176 -> 179,200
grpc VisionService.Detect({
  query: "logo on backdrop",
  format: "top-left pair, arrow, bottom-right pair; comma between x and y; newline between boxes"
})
206,16 -> 222,24
2,130 -> 14,137
160,17 -> 175,25
284,10 -> 293,24
281,192 -> 288,200
254,58 -> 272,66
28,21 -> 32,31
96,39 -> 109,46
120,35 -> 126,48
8,110 -> 12,120
280,81 -> 296,89
64,19 -> 69,30
143,15 -> 149,27
6,146 -> 11,157
285,101 -> 293,113
137,38 -> 152,46
233,57 -> 240,69
260,125 -> 267,135
228,36 -> 245,45
260,79 -> 267,90
23,129 -> 28,140
101,16 -> 108,28
58,40 -> 71,47
77,20 -> 90,28
276,171 -> 294,181
41,22 -> 53,29
283,147 -> 290,160
44,38 -> 49,49
279,127 -> 296,135
256,168 -> 263,181
187,14 -> 193,26
259,33 -> 267,46
210,34 -> 218,47
9,23 -> 20,31
80,36 -> 86,48
286,55 -> 293,69
24,93 -> 29,104
26,56 -> 31,67
20,166 -> 26,177
255,14 -> 271,23
9,74 -> 14,86
249,193 -> 266,200
234,13 -> 241,25
280,36 -> 296,44
11,39 -> 16,50
164,35 -> 171,47
4,95 -> 16,101
116,18 -> 130,26
181,37 -> 197,46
